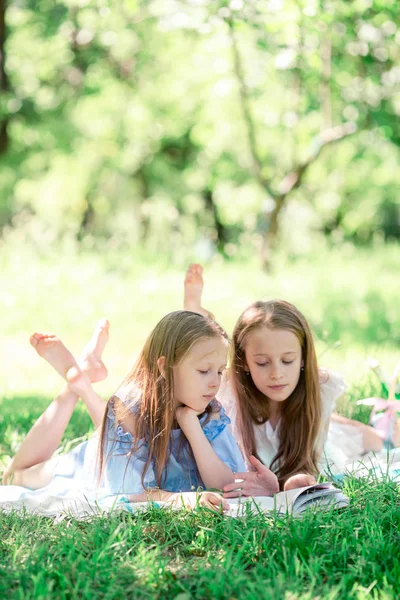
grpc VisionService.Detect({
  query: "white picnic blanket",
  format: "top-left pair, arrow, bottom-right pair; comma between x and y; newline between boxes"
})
340,446 -> 400,480
1,448 -> 399,520
0,485 -> 158,520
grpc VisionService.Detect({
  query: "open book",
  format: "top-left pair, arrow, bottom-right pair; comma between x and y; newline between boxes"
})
226,482 -> 349,517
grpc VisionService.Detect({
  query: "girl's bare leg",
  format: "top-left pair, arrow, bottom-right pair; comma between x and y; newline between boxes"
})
30,324 -> 108,428
2,384 -> 78,486
2,322 -> 109,486
8,458 -> 60,489
183,264 -> 214,319
79,318 -> 109,383
65,365 -> 105,429
3,370 -> 104,489
330,413 -> 384,453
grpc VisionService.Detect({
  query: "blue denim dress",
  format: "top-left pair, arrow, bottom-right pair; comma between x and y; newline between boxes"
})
102,398 -> 246,495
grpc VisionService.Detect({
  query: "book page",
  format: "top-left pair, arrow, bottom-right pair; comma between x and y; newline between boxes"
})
225,483 -> 347,517
275,482 -> 333,513
226,496 -> 276,517
294,487 -> 342,511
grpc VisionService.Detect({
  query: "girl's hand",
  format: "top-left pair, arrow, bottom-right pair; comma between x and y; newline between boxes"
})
175,405 -> 203,429
223,455 -> 279,498
284,473 -> 317,491
171,491 -> 229,512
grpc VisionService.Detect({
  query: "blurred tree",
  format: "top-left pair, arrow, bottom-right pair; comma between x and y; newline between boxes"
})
0,0 -> 9,154
0,0 -> 398,263
222,0 -> 399,265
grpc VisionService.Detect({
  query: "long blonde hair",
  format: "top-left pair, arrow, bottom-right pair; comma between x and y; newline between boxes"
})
98,310 -> 228,488
231,300 -> 321,485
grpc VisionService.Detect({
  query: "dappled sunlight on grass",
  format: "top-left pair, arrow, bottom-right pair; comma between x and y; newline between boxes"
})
1,244 -> 399,397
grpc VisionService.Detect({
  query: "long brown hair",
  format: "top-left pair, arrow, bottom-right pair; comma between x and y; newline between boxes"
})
231,300 -> 321,485
98,310 -> 228,488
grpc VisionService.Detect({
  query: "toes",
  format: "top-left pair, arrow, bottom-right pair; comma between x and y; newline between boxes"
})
30,333 -> 48,345
97,318 -> 109,331
186,263 -> 199,277
30,333 -> 58,348
185,266 -> 196,281
185,263 -> 203,283
29,334 -> 39,347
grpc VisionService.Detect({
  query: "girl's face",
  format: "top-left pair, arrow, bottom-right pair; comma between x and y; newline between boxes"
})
244,327 -> 302,404
173,337 -> 227,412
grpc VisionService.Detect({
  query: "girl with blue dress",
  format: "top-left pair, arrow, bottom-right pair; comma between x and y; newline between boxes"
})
3,311 -> 246,510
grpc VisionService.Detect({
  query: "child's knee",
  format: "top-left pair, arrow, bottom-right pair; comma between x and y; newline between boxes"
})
10,461 -> 56,489
2,464 -> 14,485
2,466 -> 26,487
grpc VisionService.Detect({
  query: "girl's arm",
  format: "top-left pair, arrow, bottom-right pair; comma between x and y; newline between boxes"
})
127,489 -> 176,502
128,489 -> 229,511
176,406 -> 235,489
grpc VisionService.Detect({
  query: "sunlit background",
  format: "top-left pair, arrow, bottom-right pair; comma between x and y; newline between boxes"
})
0,0 -> 399,397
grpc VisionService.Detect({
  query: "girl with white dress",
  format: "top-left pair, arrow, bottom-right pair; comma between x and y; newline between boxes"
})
183,265 -> 385,496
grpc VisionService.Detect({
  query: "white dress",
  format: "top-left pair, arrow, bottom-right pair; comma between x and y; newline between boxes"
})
218,370 -> 364,476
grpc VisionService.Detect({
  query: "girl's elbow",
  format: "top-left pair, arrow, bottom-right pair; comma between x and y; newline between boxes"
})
209,470 -> 235,490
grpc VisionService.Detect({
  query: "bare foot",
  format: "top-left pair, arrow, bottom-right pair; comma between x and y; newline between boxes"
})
30,332 -> 104,427
183,264 -> 214,319
30,333 -> 79,380
79,318 -> 109,383
184,264 -> 204,311
30,332 -> 92,396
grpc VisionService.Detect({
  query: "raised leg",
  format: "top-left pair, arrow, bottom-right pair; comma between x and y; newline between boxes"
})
30,330 -> 106,428
2,324 -> 109,486
2,384 -> 78,485
6,457 -> 59,489
3,373 -> 105,487
79,318 -> 109,383
183,264 -> 214,319
66,365 -> 105,429
330,413 -> 384,453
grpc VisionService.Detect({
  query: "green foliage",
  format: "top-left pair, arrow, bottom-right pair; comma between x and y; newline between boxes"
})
0,0 -> 399,260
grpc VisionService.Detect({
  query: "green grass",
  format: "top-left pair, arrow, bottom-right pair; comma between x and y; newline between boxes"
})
1,478 -> 399,599
1,242 -> 400,598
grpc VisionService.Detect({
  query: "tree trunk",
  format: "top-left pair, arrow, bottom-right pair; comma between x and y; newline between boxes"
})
137,166 -> 151,244
260,194 -> 285,269
203,187 -> 229,254
320,31 -> 332,130
0,0 -> 9,154
77,196 -> 95,241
